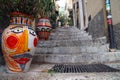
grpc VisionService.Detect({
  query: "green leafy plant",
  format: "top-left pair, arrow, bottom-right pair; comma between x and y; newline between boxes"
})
0,0 -> 38,17
48,69 -> 56,76
50,13 -> 57,24
36,0 -> 55,18
68,11 -> 73,26
59,15 -> 67,26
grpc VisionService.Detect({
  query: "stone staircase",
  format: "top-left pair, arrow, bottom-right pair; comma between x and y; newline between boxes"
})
33,26 -> 120,64
1,26 -> 120,80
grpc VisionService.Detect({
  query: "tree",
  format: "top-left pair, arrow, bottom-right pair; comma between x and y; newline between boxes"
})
0,0 -> 39,28
68,10 -> 73,26
36,0 -> 55,18
0,0 -> 38,17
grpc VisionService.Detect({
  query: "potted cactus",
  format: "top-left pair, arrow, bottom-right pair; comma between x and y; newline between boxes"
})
1,0 -> 38,73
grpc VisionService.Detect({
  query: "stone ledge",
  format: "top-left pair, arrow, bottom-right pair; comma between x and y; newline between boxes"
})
32,52 -> 120,64
0,63 -> 120,80
0,71 -> 120,80
35,45 -> 109,54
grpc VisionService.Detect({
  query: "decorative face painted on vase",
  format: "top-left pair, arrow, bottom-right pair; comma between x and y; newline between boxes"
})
2,25 -> 38,72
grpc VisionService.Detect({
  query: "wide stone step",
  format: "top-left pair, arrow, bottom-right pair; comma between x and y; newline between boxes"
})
35,44 -> 109,54
50,32 -> 89,37
49,34 -> 92,40
56,28 -> 86,33
51,28 -> 88,33
50,34 -> 91,39
49,36 -> 92,40
0,63 -> 120,80
33,52 -> 120,64
53,32 -> 88,36
54,31 -> 89,35
37,39 -> 93,47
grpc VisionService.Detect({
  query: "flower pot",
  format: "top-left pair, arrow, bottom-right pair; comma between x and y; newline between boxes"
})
2,12 -> 38,73
36,18 -> 52,40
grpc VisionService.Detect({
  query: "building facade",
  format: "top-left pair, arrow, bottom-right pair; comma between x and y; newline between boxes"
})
65,0 -> 73,17
72,0 -> 120,39
72,0 -> 88,30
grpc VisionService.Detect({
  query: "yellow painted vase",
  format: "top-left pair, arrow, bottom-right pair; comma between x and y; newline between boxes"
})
2,12 -> 38,73
36,18 -> 52,40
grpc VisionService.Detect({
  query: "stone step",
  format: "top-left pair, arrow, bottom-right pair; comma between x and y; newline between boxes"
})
50,32 -> 89,37
56,27 -> 81,31
37,39 -> 94,47
55,31 -> 88,35
51,28 -> 89,32
50,35 -> 91,39
33,52 -> 120,64
51,27 -> 87,33
35,44 -> 109,54
50,33 -> 90,38
0,63 -> 120,80
56,31 -> 87,34
49,36 -> 92,40
49,38 -> 92,41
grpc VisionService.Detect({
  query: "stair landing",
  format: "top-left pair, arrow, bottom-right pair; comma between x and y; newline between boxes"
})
0,63 -> 120,80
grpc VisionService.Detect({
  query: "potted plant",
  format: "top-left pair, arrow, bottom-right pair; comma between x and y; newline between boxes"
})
1,0 -> 38,73
36,0 -> 55,40
50,12 -> 58,30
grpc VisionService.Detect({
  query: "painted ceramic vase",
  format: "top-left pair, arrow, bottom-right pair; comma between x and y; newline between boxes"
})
2,12 -> 38,73
36,18 -> 52,40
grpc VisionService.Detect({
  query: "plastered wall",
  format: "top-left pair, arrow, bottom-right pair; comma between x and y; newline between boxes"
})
111,0 -> 120,25
86,0 -> 103,20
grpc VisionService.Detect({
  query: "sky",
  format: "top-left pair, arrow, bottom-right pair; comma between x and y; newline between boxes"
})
57,0 -> 66,7
56,0 -> 66,15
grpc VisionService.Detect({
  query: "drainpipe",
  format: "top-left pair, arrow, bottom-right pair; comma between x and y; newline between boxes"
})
105,0 -> 116,52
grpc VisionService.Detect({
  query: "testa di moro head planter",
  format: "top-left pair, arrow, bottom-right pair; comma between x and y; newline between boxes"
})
36,18 -> 52,40
2,12 -> 38,73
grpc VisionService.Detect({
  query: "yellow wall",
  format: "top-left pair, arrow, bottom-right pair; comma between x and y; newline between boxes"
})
86,0 -> 120,25
111,0 -> 120,25
66,0 -> 72,9
86,0 -> 103,20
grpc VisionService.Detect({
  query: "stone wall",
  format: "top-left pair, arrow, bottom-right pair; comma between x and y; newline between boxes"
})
113,23 -> 120,49
87,9 -> 106,40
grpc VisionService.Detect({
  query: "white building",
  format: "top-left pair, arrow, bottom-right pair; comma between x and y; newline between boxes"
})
72,0 -> 88,30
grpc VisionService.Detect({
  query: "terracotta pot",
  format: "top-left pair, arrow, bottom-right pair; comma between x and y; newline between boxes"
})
2,12 -> 38,73
36,18 -> 52,40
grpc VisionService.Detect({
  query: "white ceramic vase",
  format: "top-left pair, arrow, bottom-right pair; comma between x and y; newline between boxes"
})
2,12 -> 38,73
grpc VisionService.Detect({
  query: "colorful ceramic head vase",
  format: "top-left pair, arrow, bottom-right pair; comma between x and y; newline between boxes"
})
36,18 -> 52,40
2,12 -> 38,73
